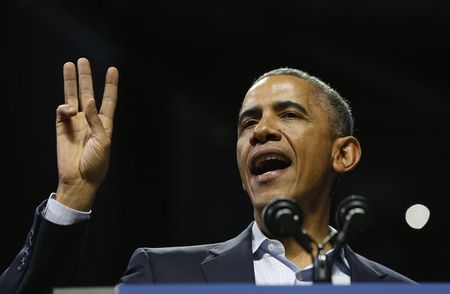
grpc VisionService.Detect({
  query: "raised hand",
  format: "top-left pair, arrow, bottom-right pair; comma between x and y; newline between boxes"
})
55,58 -> 119,211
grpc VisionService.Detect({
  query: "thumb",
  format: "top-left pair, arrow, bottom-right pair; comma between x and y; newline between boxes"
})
56,104 -> 77,123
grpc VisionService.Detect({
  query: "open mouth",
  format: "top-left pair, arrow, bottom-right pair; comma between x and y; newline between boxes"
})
250,151 -> 292,176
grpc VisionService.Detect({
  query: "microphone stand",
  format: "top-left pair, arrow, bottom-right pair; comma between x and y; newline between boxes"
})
329,206 -> 366,269
311,230 -> 336,283
289,228 -> 335,283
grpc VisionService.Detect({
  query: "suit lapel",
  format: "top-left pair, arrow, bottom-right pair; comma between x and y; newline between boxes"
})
345,246 -> 387,282
200,224 -> 255,283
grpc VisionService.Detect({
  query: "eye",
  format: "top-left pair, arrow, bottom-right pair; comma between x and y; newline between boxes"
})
280,111 -> 301,119
241,119 -> 258,130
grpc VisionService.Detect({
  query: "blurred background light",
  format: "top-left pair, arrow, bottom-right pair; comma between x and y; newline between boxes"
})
405,204 -> 430,230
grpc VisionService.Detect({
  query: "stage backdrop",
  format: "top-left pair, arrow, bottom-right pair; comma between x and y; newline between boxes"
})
3,0 -> 450,285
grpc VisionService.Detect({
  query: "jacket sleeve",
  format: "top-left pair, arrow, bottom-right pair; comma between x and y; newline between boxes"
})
0,200 -> 89,294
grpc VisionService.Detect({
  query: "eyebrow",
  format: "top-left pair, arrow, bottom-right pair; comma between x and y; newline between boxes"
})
238,100 -> 310,126
273,100 -> 309,118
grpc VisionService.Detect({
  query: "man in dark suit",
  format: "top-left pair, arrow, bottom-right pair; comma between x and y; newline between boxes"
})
0,59 -> 413,294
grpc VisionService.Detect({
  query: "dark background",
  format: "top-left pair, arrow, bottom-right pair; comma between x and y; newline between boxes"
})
3,0 -> 450,285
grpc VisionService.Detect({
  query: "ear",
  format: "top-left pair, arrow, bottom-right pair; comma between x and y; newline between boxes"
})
331,136 -> 362,173
242,182 -> 247,192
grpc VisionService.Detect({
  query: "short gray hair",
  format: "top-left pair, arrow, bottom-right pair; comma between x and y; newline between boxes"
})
253,68 -> 354,137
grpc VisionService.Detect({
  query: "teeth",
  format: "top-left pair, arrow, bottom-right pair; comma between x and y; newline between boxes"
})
266,156 -> 278,160
256,156 -> 285,166
252,152 -> 291,175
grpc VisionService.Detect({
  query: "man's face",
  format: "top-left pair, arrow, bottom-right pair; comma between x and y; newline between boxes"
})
236,75 -> 336,213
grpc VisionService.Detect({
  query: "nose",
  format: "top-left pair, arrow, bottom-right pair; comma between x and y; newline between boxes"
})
250,116 -> 282,145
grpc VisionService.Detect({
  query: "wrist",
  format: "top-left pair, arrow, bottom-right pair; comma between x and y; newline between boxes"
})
56,181 -> 98,212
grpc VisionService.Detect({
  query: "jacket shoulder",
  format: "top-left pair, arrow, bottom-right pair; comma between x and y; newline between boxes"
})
120,224 -> 254,284
120,243 -> 220,284
142,243 -> 219,255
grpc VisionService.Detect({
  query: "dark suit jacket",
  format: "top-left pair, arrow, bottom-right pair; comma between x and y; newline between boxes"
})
0,201 -> 413,294
120,223 -> 414,284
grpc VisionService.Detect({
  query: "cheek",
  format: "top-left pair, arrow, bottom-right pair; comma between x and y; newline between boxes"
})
236,140 -> 247,172
303,141 -> 333,178
291,132 -> 332,171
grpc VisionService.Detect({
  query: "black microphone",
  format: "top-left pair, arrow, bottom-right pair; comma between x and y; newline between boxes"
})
333,195 -> 370,256
262,198 -> 313,254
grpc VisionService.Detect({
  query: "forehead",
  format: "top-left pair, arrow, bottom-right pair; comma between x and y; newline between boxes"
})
242,75 -> 317,111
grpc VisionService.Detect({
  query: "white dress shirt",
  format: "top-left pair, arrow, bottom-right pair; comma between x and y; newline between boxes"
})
252,222 -> 351,285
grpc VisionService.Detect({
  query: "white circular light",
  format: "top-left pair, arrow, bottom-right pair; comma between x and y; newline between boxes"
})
405,204 -> 430,229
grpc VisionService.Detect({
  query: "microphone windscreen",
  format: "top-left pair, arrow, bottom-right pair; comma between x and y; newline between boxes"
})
262,198 -> 304,238
335,194 -> 370,232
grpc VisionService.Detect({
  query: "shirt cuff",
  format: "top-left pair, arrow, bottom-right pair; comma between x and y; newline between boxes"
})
42,193 -> 91,225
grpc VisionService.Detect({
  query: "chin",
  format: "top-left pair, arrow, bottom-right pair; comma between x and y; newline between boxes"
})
249,190 -> 287,212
